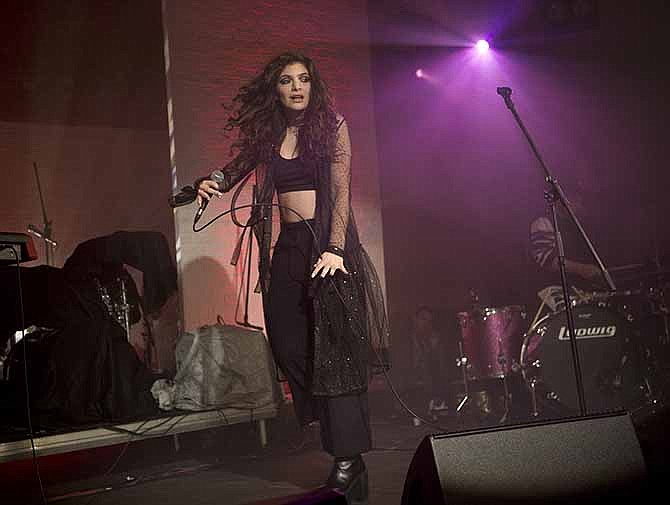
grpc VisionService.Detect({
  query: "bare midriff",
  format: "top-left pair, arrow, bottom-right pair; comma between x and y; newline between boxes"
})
277,189 -> 316,223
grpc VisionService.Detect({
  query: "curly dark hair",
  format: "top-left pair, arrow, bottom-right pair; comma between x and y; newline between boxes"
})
225,52 -> 339,167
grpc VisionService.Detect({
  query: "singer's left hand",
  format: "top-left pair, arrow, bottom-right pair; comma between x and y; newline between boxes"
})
311,252 -> 349,278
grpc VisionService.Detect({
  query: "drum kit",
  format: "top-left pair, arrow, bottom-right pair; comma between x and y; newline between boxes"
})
453,267 -> 670,425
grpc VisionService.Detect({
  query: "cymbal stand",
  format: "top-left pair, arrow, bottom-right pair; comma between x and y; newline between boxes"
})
648,233 -> 668,345
119,277 -> 132,341
513,357 -> 542,418
656,278 -> 669,347
528,376 -> 541,417
455,341 -> 471,413
497,337 -> 512,423
643,290 -> 667,411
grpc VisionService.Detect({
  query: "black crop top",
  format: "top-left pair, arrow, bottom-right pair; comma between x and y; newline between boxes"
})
270,153 -> 317,194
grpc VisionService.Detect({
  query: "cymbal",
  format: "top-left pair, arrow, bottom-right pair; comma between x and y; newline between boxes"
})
612,272 -> 670,291
609,263 -> 646,272
620,269 -> 670,279
585,288 -> 644,299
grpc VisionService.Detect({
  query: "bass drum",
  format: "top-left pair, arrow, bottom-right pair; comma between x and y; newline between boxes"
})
520,304 -> 646,415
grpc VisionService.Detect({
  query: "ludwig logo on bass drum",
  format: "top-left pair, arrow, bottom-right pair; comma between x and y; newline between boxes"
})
557,325 -> 617,340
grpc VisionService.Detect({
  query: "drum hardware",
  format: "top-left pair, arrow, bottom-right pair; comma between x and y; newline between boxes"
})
498,381 -> 511,423
96,277 -> 132,339
497,336 -> 514,424
524,266 -> 670,421
647,284 -> 669,345
455,305 -> 527,424
457,305 -> 526,381
455,341 -> 470,413
119,276 -> 132,341
528,377 -> 540,417
454,346 -> 500,425
95,273 -> 160,370
513,359 -> 542,417
519,303 -> 652,417
609,263 -> 647,272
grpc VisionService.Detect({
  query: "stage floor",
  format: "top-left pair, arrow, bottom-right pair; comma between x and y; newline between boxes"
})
3,384 -> 670,505
6,408 -> 428,505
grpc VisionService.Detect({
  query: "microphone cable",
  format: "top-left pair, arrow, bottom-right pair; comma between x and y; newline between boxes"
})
0,246 -> 48,505
192,200 -> 456,433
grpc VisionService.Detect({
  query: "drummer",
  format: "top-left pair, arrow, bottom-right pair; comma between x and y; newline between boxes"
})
529,180 -> 604,315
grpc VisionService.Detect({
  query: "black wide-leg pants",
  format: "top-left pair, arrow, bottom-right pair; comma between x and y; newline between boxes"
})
267,220 -> 371,458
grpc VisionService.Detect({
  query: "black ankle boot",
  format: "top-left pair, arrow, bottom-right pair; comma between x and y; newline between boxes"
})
326,455 -> 368,505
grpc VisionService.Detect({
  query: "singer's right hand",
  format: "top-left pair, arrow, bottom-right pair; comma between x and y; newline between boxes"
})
197,179 -> 222,206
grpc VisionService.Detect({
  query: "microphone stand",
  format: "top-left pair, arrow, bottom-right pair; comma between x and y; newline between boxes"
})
496,87 -> 616,416
27,162 -> 57,266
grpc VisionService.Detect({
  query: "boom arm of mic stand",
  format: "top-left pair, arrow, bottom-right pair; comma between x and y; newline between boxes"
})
546,178 -> 616,291
499,92 -> 615,292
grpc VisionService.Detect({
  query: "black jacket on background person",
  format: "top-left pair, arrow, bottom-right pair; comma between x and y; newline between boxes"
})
0,231 -> 176,427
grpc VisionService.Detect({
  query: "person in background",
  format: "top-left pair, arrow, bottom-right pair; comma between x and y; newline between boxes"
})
529,181 -> 604,317
409,306 -> 450,421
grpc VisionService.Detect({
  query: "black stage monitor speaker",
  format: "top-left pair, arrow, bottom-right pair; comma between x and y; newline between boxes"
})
401,411 -> 649,504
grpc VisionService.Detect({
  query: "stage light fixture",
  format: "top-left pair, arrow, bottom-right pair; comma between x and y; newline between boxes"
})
475,39 -> 490,53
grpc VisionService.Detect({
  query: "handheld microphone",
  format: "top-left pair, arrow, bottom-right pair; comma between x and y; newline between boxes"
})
194,170 -> 225,223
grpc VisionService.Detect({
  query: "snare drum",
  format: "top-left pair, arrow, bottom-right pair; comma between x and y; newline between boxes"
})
457,305 -> 527,380
520,303 -> 645,415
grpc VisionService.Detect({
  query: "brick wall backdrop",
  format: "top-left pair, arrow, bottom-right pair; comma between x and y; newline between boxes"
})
162,0 -> 387,334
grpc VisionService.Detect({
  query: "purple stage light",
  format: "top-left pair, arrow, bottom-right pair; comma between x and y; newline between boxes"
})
475,39 -> 490,53
416,68 -> 424,79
